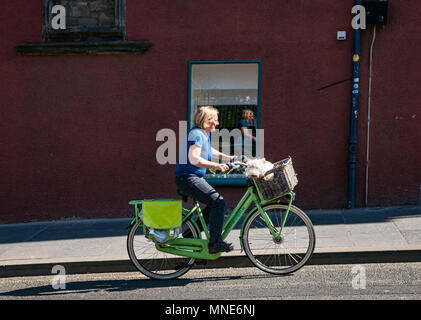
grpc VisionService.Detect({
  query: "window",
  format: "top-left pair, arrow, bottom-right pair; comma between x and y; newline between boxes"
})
42,0 -> 126,42
188,61 -> 262,186
16,0 -> 150,55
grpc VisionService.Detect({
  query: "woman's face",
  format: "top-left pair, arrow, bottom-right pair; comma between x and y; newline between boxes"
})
247,113 -> 254,122
206,115 -> 219,132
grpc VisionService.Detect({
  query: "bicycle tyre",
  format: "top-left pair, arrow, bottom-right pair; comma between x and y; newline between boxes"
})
242,204 -> 315,275
127,219 -> 199,280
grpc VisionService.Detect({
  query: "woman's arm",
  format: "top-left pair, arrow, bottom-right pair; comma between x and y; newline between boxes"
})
189,145 -> 229,172
211,147 -> 235,162
240,127 -> 257,141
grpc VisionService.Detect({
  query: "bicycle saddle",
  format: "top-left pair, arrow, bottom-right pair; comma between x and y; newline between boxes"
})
176,189 -> 189,203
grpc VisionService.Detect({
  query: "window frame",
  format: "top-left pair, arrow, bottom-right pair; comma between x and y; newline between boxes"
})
16,0 -> 151,56
187,60 -> 262,187
42,0 -> 126,42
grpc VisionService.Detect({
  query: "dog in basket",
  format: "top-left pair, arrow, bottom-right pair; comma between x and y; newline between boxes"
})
244,158 -> 274,181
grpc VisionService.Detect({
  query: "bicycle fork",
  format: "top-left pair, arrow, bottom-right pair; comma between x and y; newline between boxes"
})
239,192 -> 295,251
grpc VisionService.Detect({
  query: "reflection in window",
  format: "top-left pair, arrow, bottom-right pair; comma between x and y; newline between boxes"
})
189,62 -> 261,177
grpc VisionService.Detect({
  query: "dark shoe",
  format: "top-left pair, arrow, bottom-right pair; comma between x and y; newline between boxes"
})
208,241 -> 234,254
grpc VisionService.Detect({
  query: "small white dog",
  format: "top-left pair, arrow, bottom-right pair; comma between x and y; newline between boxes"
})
245,158 -> 274,181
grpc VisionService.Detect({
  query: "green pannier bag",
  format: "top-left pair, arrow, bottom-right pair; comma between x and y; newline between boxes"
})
142,199 -> 182,229
141,199 -> 182,244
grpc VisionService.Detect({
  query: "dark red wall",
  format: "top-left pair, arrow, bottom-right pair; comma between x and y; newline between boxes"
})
1,1 -> 420,223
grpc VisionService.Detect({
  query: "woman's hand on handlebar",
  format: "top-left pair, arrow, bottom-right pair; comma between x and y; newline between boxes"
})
215,163 -> 230,173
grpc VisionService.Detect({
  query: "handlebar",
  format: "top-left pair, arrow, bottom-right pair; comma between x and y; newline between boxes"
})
232,155 -> 251,163
226,160 -> 248,174
210,156 -> 249,174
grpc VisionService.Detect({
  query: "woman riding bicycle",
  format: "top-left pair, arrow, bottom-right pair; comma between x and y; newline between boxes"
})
174,106 -> 234,254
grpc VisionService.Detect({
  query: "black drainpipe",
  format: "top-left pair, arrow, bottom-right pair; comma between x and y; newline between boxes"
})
348,0 -> 363,208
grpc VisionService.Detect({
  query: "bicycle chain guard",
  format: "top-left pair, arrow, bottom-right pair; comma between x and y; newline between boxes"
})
156,238 -> 222,260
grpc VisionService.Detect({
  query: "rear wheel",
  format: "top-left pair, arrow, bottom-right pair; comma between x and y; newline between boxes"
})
127,219 -> 199,280
242,204 -> 315,275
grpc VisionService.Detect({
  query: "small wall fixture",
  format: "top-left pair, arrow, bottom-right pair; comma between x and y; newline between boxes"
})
337,31 -> 347,41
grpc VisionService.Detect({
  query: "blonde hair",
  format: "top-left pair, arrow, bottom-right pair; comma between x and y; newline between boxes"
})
242,109 -> 254,119
194,106 -> 219,129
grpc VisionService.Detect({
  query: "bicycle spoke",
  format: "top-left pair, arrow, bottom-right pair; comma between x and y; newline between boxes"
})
243,204 -> 315,275
127,219 -> 199,279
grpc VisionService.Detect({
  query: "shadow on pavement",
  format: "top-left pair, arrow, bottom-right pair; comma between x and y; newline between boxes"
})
0,272 -> 287,297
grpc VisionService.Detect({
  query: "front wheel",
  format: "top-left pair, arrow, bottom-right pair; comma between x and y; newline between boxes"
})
127,218 -> 199,280
242,204 -> 315,275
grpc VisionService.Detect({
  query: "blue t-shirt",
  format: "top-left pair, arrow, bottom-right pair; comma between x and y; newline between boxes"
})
174,126 -> 212,177
239,119 -> 251,129
238,119 -> 252,145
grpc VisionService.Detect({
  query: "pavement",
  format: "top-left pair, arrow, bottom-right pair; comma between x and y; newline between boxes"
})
1,205 -> 421,278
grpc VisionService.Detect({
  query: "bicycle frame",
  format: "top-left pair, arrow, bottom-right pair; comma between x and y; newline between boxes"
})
132,182 -> 296,261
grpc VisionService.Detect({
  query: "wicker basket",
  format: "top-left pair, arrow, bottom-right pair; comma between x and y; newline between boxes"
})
254,157 -> 298,200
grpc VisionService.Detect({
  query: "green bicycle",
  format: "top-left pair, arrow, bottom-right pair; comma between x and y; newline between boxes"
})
127,158 -> 316,280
